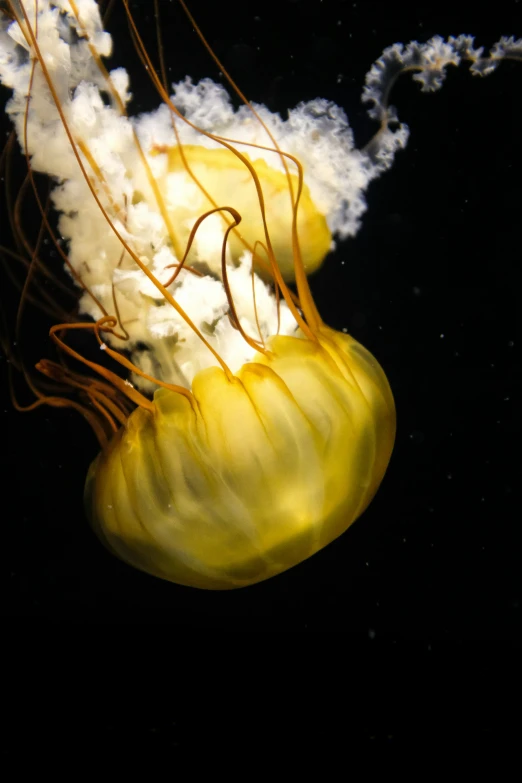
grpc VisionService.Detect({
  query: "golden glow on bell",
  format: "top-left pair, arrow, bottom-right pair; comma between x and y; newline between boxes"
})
86,327 -> 395,589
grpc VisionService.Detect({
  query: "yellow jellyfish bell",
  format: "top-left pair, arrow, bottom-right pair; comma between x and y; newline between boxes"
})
86,323 -> 395,589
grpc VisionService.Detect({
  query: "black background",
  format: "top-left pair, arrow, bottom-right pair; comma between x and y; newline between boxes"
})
1,0 -> 520,636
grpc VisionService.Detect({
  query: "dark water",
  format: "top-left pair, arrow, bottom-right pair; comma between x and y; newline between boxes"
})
1,0 -> 520,643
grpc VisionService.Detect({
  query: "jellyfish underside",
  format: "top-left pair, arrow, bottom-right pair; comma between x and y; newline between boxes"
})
2,1 -> 518,588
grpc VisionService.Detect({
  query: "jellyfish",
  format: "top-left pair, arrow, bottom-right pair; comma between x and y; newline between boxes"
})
0,1 -> 519,588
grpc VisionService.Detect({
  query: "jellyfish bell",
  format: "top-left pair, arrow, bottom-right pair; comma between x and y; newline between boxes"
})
0,1 -> 519,588
84,323 -> 395,589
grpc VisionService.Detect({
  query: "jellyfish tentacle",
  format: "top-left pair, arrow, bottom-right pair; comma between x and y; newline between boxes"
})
67,0 -> 185,261
175,0 -> 300,212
